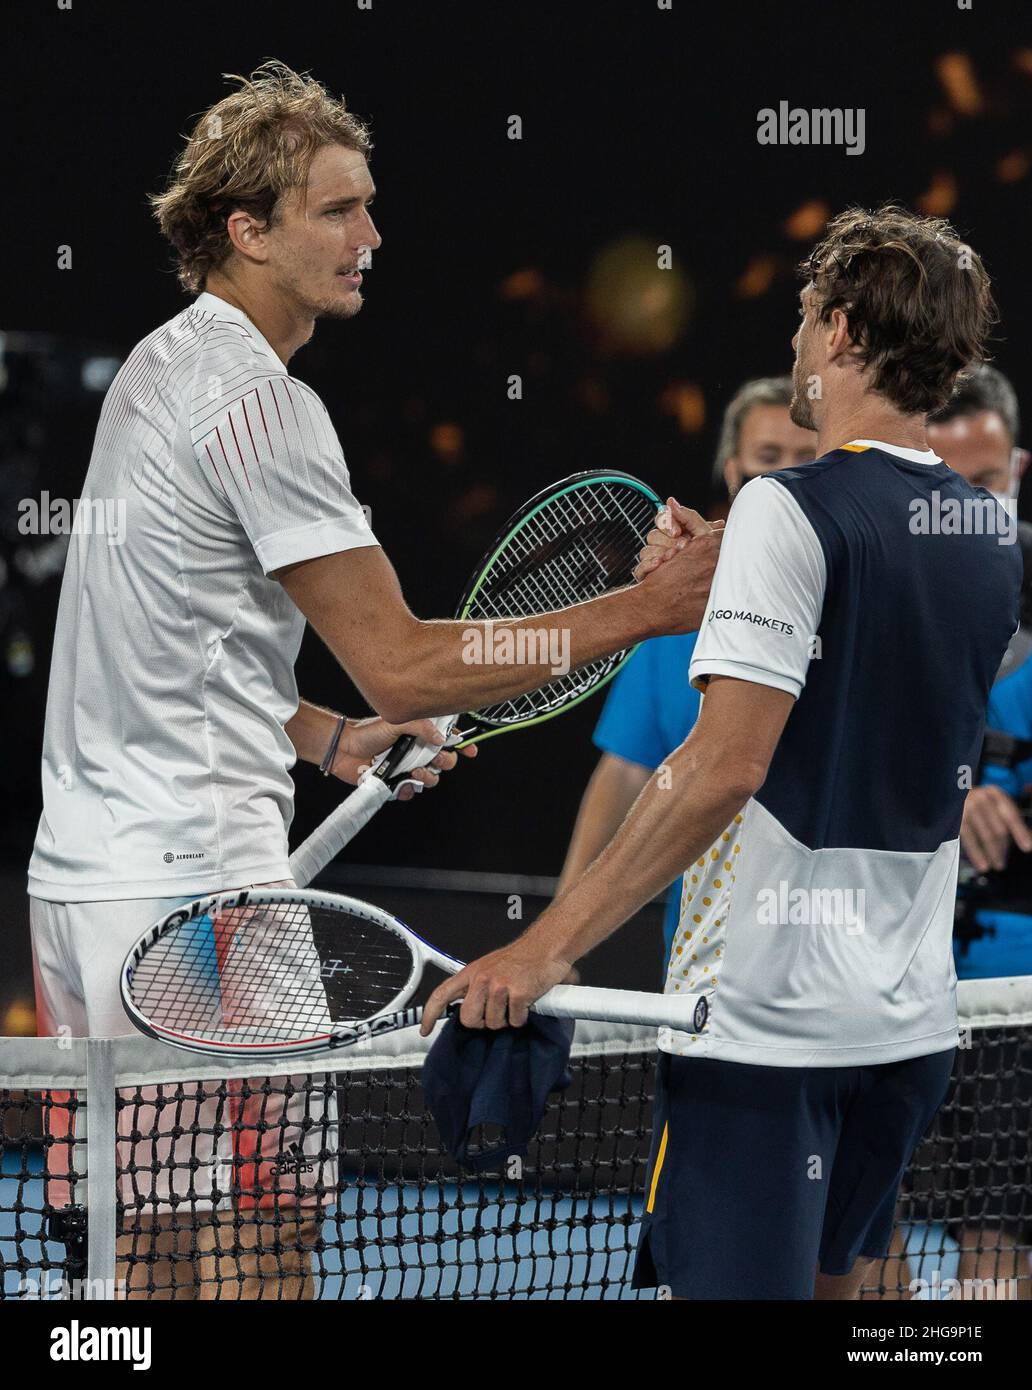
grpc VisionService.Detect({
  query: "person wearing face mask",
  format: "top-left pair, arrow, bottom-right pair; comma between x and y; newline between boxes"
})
906,369 -> 1032,1302
928,365 -> 1028,513
928,366 -> 1032,980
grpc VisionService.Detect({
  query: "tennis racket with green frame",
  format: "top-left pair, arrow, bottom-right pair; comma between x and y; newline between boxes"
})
288,469 -> 662,886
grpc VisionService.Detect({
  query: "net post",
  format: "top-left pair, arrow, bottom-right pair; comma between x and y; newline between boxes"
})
85,1038 -> 117,1296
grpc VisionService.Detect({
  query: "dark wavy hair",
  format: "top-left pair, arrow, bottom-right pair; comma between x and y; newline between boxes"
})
801,204 -> 997,415
151,61 -> 372,294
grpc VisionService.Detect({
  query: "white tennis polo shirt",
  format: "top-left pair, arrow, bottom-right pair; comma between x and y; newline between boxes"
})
29,292 -> 378,902
662,441 -> 1022,1067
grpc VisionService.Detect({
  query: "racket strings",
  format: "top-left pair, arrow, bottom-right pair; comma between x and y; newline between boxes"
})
128,903 -> 415,1048
515,488 -> 650,621
515,483 -> 654,586
471,520 -> 645,637
464,481 -> 658,724
473,493 -> 650,617
487,484 -> 650,603
476,482 -> 658,615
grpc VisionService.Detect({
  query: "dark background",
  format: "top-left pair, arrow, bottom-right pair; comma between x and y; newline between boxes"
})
3,0 -> 1032,1021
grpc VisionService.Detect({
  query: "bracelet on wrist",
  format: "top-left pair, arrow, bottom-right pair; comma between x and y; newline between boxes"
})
319,715 -> 347,776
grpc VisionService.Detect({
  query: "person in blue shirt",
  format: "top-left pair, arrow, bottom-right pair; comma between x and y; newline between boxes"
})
927,366 -> 1032,980
556,376 -> 816,966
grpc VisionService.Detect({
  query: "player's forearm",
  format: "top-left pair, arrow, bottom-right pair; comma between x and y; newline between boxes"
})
397,584 -> 659,719
521,738 -> 757,965
556,755 -> 652,894
285,700 -> 341,766
280,539 -> 718,725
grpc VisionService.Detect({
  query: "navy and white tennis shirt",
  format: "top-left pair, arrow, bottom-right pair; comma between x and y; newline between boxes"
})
663,439 -> 1022,1067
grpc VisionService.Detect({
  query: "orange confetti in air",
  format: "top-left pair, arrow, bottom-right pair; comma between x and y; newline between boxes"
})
735,254 -> 777,299
659,381 -> 706,434
2,998 -> 36,1036
916,170 -> 958,217
1012,49 -> 1032,78
996,150 -> 1030,183
583,237 -> 693,357
935,53 -> 983,116
498,267 -> 545,301
782,201 -> 828,241
429,422 -> 464,465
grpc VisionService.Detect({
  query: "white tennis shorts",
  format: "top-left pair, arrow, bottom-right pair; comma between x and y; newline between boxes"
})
29,885 -> 338,1215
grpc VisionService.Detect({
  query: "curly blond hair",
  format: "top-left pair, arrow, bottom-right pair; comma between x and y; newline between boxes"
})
151,61 -> 372,293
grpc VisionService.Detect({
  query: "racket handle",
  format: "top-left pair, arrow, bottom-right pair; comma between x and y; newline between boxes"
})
288,776 -> 393,887
374,733 -> 417,782
290,717 -> 459,888
371,715 -> 458,783
531,984 -> 709,1034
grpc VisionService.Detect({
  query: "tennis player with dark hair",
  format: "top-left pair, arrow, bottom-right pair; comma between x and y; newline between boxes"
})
557,378 -> 815,969
424,205 -> 1023,1300
27,62 -> 718,1299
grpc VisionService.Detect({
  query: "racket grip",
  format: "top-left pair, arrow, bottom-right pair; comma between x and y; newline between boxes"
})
531,984 -> 709,1034
371,715 -> 459,783
374,733 -> 417,782
288,776 -> 393,887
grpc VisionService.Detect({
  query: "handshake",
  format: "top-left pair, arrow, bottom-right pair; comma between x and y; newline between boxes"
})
629,498 -> 725,634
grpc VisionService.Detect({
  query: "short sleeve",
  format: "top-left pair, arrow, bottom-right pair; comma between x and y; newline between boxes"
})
983,651 -> 1032,796
193,374 -> 378,574
689,475 -> 826,698
593,642 -> 669,769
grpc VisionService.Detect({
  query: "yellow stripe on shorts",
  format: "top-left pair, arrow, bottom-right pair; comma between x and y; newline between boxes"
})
645,1121 -> 669,1214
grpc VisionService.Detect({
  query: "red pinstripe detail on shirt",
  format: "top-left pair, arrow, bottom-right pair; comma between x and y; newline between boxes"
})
215,422 -> 251,491
241,390 -> 270,495
269,377 -> 288,436
205,442 -> 229,496
270,378 -> 306,487
282,380 -> 307,466
228,408 -> 262,496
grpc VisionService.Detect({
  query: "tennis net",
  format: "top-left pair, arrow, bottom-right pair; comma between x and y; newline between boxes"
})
1,975 -> 1029,1299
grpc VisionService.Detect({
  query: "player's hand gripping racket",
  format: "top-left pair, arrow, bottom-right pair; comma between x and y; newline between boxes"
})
288,470 -> 662,886
120,887 -> 709,1059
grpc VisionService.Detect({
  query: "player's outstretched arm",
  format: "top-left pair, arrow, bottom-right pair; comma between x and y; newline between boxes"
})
276,535 -> 721,725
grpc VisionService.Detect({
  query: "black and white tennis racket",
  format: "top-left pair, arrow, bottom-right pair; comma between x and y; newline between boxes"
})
120,887 -> 708,1059
288,470 -> 662,885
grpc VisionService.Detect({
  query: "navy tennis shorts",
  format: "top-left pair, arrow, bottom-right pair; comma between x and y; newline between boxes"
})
633,1046 -> 956,1300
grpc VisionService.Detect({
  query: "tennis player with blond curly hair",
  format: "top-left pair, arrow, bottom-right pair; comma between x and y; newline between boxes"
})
28,61 -> 718,1299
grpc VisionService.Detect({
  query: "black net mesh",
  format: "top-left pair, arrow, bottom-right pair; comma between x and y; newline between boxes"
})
0,1088 -> 86,1299
3,1016 -> 1029,1300
864,1020 -> 1032,1299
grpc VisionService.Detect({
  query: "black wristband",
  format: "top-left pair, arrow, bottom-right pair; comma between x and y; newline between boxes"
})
319,715 -> 346,776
